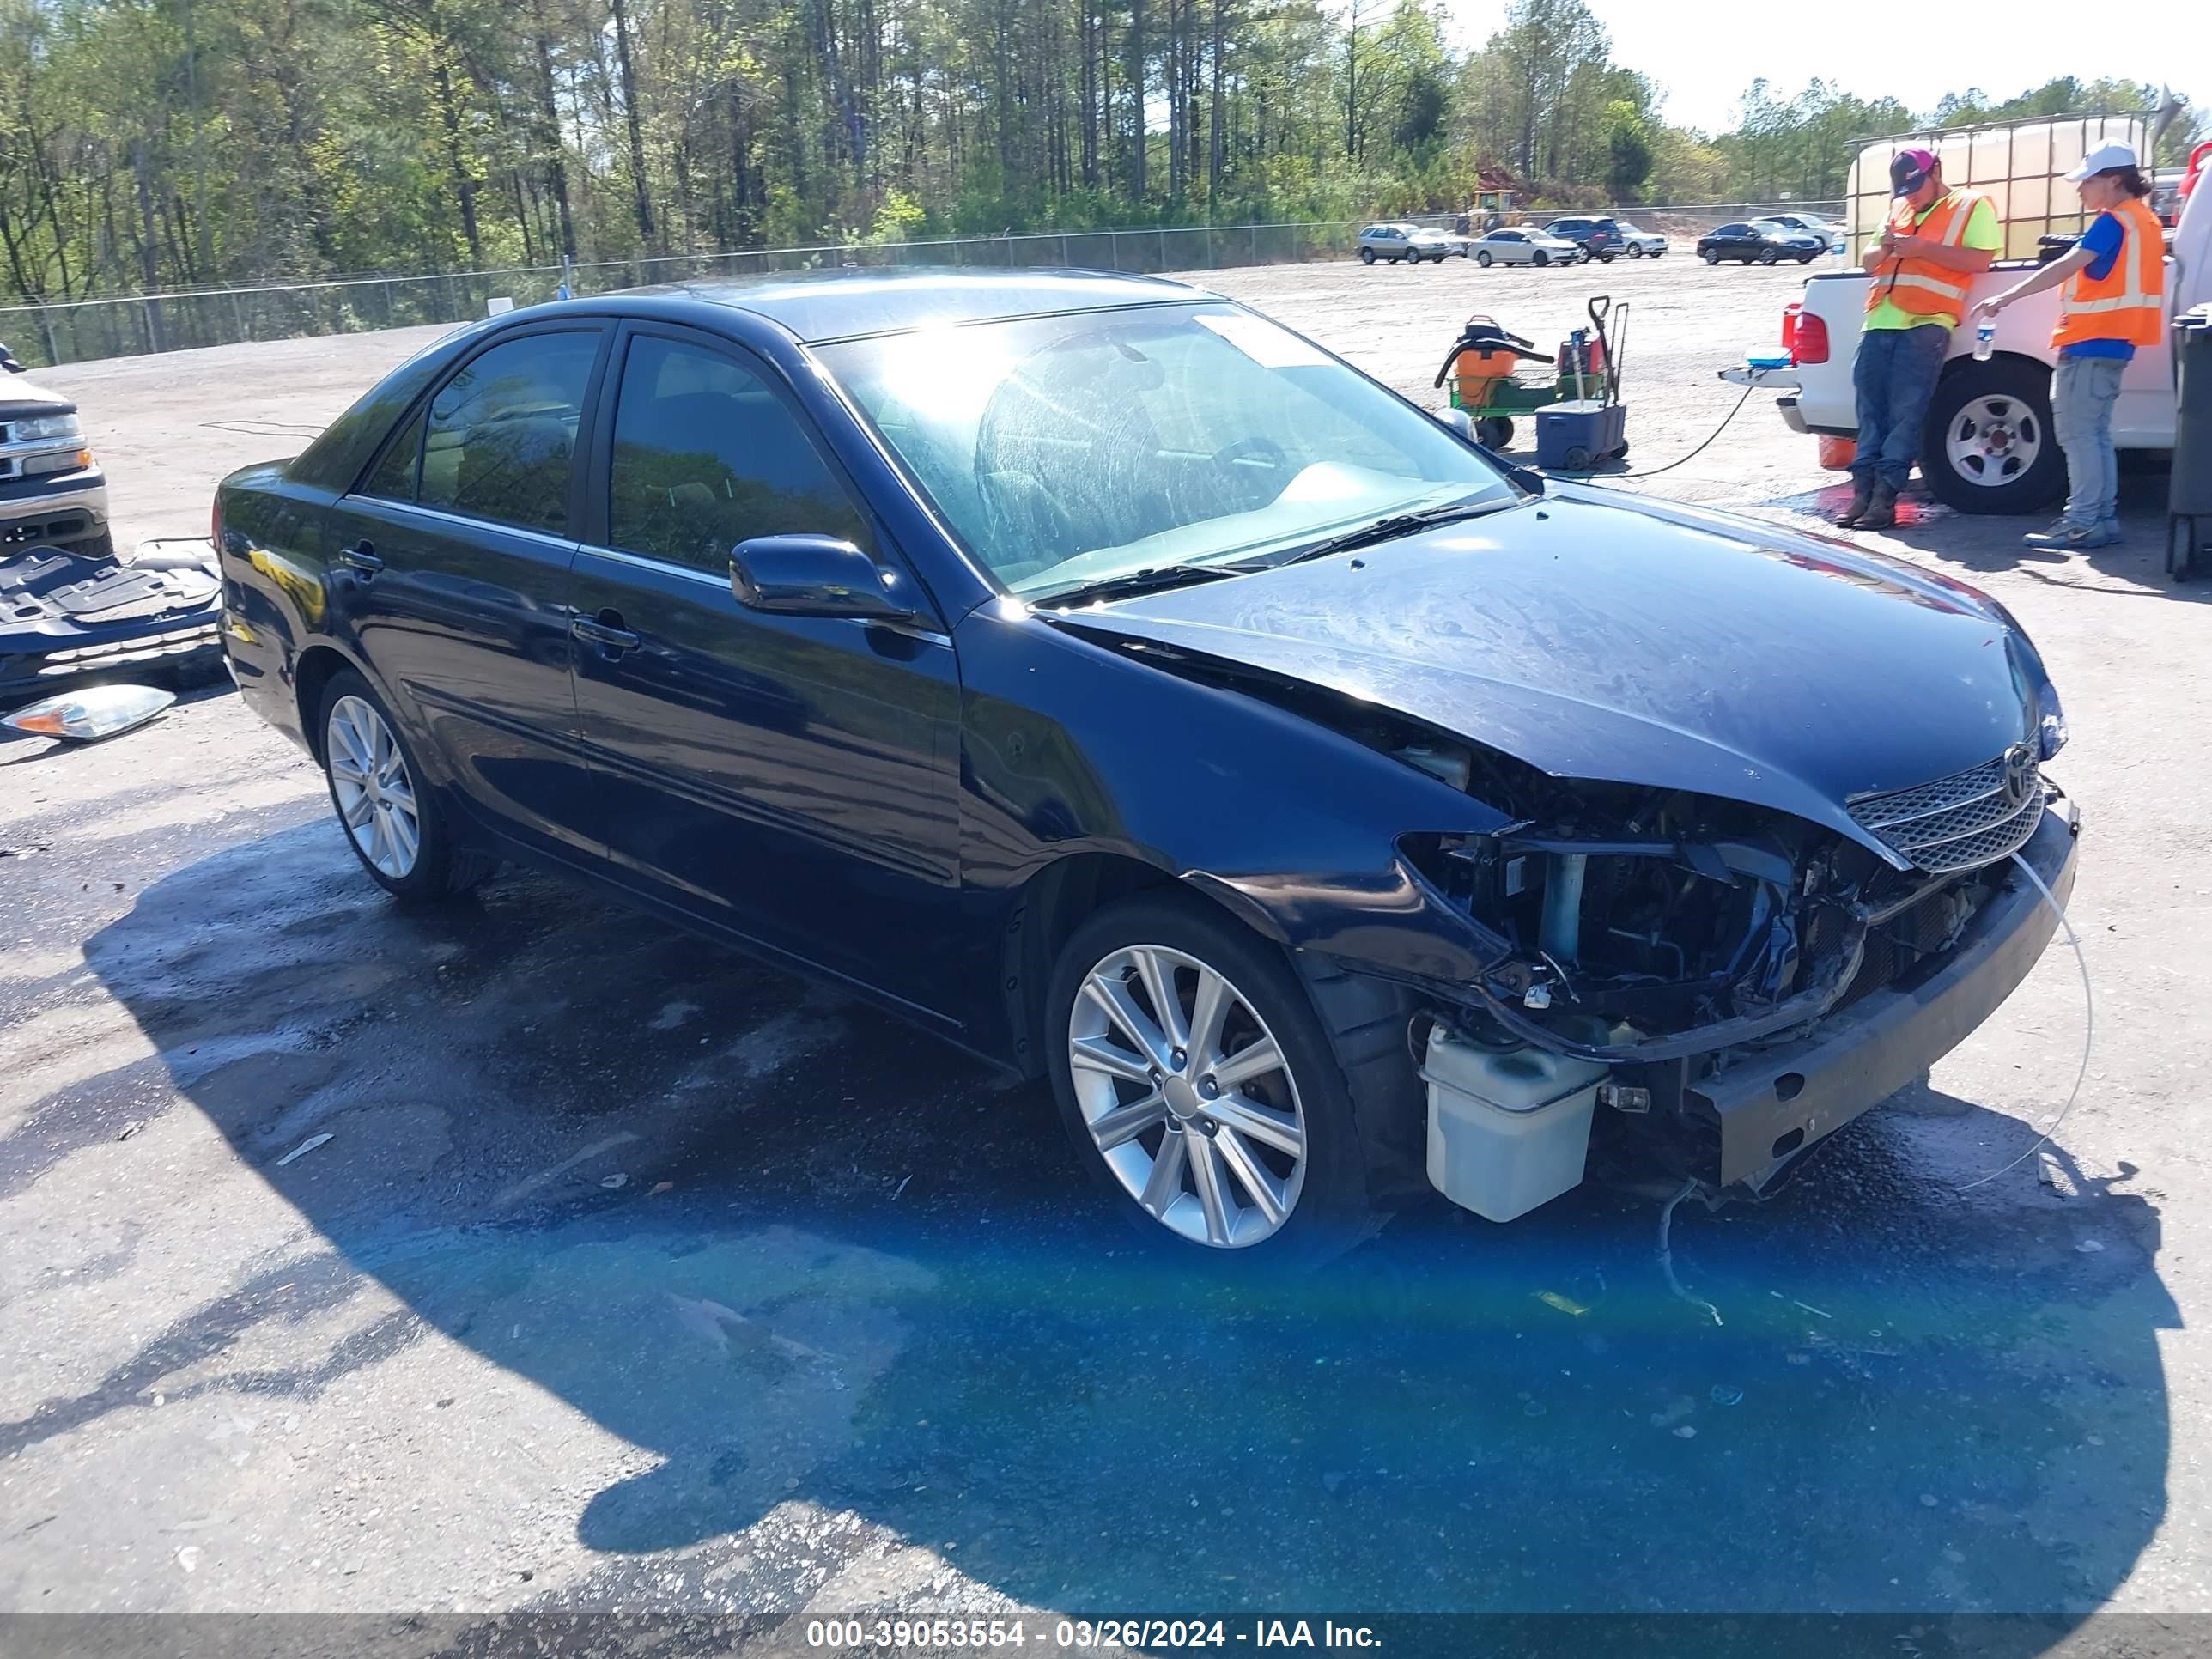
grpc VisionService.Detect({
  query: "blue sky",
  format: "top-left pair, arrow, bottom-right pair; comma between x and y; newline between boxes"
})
1437,0 -> 2210,137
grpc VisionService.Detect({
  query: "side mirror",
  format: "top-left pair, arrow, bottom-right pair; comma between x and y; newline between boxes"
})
1433,406 -> 1477,441
729,534 -> 919,623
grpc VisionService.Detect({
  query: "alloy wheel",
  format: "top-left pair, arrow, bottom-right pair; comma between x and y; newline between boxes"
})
1067,944 -> 1308,1249
327,694 -> 421,879
1943,393 -> 2045,489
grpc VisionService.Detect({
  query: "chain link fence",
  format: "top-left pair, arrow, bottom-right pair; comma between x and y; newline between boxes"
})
0,204 -> 1839,371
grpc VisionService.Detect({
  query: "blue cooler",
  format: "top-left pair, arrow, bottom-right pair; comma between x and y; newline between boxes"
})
1536,399 -> 1627,471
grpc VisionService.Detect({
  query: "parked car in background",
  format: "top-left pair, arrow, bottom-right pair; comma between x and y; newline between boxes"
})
1697,221 -> 1826,265
1764,213 -> 1846,252
1468,227 -> 1582,268
1358,223 -> 1466,264
0,368 -> 111,561
215,269 -> 2079,1261
1613,223 -> 1668,258
1541,216 -> 1626,261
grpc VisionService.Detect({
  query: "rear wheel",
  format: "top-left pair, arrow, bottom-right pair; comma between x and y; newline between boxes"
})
317,669 -> 490,903
1046,894 -> 1389,1264
1921,359 -> 2065,515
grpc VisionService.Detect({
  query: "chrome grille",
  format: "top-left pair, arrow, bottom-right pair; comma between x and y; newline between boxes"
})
1848,748 -> 2045,875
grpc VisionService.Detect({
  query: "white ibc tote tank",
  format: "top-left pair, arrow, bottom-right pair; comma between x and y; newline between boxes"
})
1844,113 -> 2151,259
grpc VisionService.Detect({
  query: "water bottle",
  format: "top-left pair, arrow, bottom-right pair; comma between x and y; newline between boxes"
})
1973,318 -> 1996,361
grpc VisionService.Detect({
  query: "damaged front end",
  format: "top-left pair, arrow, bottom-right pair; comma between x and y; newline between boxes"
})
1392,738 -> 2075,1200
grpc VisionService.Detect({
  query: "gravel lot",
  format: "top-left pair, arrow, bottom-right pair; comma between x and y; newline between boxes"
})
4,252 -> 2209,1643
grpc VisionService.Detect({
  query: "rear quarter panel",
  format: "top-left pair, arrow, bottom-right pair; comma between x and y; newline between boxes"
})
216,463 -> 346,749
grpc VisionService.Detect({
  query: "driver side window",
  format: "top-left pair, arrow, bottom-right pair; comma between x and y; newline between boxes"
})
606,336 -> 873,573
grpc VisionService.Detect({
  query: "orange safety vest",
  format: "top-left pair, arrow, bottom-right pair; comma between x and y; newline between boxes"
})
2052,196 -> 2167,350
1865,189 -> 1987,321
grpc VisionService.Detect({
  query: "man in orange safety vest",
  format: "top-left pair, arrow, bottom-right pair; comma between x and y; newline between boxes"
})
1837,149 -> 2000,531
1975,143 -> 2167,550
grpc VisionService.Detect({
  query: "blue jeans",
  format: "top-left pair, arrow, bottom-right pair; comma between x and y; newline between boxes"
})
1850,324 -> 1950,491
2052,355 -> 2125,528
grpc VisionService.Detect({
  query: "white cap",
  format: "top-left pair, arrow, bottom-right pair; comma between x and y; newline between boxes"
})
2066,142 -> 2139,181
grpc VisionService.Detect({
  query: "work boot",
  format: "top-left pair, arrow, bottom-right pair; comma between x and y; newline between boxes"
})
1855,481 -> 1899,531
1834,477 -> 1874,527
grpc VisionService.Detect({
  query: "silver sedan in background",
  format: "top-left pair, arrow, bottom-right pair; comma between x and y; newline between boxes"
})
1468,227 -> 1583,268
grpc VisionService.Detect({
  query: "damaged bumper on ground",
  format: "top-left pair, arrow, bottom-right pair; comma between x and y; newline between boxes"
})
0,541 -> 223,703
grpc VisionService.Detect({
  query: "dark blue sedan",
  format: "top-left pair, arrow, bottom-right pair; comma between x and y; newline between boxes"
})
216,270 -> 2078,1260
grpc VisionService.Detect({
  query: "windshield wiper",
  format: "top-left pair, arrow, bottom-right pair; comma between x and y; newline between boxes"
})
1276,496 -> 1522,567
1028,562 -> 1249,609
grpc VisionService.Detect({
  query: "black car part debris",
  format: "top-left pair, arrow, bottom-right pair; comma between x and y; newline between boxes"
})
0,540 -> 222,704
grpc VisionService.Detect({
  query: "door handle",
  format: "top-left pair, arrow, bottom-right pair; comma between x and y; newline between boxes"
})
337,540 -> 382,575
571,613 -> 641,653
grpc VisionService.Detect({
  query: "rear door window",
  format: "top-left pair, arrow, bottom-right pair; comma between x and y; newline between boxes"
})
417,331 -> 599,536
605,334 -> 874,573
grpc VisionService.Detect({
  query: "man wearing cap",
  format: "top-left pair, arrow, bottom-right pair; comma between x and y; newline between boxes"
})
1974,143 -> 2166,550
1837,149 -> 2000,530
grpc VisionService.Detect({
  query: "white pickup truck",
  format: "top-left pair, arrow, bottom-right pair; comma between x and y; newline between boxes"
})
1740,159 -> 2209,514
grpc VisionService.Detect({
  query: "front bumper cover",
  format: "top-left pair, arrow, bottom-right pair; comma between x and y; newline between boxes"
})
1689,801 -> 2081,1187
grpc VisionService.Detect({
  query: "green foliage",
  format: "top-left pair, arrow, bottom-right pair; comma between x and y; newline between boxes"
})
0,0 -> 2198,331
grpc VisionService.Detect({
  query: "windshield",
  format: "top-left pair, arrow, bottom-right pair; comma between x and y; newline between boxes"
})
817,303 -> 1514,597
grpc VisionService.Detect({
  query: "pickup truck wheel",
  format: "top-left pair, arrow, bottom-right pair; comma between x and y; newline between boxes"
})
1922,361 -> 2065,515
317,670 -> 491,903
1047,894 -> 1388,1266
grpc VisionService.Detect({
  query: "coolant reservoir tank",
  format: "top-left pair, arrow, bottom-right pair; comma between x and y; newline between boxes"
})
1421,1028 -> 1610,1223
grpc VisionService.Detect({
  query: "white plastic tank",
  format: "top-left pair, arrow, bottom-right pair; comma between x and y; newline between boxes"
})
1845,115 -> 2149,260
1420,1027 -> 1610,1224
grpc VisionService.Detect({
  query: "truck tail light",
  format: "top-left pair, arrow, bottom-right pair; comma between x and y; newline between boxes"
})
1793,312 -> 1830,365
1780,303 -> 1801,358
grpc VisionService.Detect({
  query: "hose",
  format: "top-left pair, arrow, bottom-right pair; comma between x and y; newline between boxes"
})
1954,848 -> 2094,1193
1546,381 -> 1762,483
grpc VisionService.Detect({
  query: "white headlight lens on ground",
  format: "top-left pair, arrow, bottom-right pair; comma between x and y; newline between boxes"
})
3,684 -> 175,742
12,412 -> 81,441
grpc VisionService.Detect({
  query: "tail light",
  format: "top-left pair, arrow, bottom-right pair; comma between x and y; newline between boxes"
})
1793,312 -> 1831,365
1781,302 -> 1801,357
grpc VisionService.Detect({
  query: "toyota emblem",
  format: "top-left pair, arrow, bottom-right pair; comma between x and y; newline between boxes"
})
2002,744 -> 2033,809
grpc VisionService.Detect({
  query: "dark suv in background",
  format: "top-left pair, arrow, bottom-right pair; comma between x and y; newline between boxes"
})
1540,217 -> 1623,262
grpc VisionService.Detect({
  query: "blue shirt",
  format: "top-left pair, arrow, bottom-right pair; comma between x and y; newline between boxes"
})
2060,212 -> 2135,362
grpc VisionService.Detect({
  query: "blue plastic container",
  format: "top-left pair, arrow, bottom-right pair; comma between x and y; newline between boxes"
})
1535,399 -> 1627,471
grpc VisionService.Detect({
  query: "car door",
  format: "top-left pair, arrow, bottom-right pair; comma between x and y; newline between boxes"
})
331,323 -> 611,860
1493,230 -> 1525,264
567,324 -> 963,1012
1713,222 -> 1751,257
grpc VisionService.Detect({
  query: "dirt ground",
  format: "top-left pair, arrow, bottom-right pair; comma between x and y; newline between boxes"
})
5,252 -> 2209,1644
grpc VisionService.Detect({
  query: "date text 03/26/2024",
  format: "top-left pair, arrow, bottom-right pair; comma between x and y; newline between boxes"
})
803,1619 -> 1384,1650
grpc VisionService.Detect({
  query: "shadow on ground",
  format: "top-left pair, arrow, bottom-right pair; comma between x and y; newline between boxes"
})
28,817 -> 2181,1627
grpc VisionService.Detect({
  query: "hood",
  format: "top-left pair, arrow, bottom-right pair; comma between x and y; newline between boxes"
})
1054,489 -> 2048,852
0,374 -> 75,419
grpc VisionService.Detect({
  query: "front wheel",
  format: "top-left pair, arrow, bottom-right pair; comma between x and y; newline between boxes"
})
1920,360 -> 2065,514
1047,895 -> 1389,1262
1703,247 -> 1721,265
1797,252 -> 1818,264
1759,248 -> 1780,265
1359,247 -> 1376,265
1626,243 -> 1644,258
317,670 -> 492,903
1533,249 -> 1550,268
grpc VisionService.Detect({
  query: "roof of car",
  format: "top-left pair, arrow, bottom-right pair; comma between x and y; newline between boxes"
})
632,268 -> 1210,343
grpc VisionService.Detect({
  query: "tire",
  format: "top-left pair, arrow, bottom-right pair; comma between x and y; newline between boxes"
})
1919,359 -> 2066,515
1797,252 -> 1818,264
1533,249 -> 1549,268
1475,250 -> 1492,267
1476,416 -> 1514,448
1626,244 -> 1644,258
1596,250 -> 1614,263
1564,445 -> 1594,470
1703,247 -> 1720,265
1359,247 -> 1376,265
316,668 -> 492,903
1759,248 -> 1779,265
1045,892 -> 1393,1265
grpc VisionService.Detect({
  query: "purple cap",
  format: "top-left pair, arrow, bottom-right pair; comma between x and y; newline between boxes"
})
1890,148 -> 1938,196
